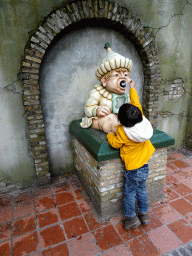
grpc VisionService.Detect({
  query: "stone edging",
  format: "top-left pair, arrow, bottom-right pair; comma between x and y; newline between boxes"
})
20,0 -> 161,183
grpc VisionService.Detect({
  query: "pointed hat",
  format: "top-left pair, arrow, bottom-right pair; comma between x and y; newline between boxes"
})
96,42 -> 133,80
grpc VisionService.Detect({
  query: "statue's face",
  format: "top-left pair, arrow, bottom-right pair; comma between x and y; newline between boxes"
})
101,70 -> 130,95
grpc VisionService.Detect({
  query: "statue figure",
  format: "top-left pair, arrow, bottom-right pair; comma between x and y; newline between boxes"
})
80,42 -> 133,134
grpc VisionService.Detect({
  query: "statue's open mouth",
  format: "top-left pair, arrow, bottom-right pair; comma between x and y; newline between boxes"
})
120,80 -> 126,88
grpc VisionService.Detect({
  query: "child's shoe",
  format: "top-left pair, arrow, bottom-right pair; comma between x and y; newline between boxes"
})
137,213 -> 150,225
123,215 -> 140,230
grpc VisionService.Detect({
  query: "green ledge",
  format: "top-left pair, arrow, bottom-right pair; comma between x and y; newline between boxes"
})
69,120 -> 175,162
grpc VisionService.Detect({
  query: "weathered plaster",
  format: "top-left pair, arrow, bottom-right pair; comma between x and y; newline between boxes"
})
120,0 -> 186,28
120,0 -> 192,147
156,2 -> 192,146
0,0 -> 69,187
0,83 -> 36,186
0,0 -> 69,85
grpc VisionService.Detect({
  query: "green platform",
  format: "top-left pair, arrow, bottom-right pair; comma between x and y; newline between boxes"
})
69,120 -> 175,162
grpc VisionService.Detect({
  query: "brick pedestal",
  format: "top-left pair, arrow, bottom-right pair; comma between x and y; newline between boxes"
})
70,120 -> 175,219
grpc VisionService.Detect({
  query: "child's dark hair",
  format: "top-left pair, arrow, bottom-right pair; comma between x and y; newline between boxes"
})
118,103 -> 143,127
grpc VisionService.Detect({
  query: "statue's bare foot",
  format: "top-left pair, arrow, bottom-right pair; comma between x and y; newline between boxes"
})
91,114 -> 119,134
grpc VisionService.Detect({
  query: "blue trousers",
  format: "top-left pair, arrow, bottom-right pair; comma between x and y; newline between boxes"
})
123,164 -> 149,217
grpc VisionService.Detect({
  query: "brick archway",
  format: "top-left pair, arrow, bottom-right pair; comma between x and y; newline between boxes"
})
21,0 -> 161,183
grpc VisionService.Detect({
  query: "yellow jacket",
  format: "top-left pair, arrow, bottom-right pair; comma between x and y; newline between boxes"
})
107,88 -> 155,170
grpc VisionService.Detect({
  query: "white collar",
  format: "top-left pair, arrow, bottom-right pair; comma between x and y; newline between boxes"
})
95,85 -> 112,100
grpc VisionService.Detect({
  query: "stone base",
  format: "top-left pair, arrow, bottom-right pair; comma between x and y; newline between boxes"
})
72,135 -> 167,219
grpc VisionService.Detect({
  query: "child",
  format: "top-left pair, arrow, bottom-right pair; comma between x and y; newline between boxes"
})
107,79 -> 155,231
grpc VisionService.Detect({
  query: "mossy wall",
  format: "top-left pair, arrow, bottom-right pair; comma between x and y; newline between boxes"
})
0,0 -> 66,187
120,0 -> 192,147
0,0 -> 191,187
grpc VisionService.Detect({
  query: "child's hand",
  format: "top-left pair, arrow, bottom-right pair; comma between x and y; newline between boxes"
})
107,125 -> 118,134
129,79 -> 135,88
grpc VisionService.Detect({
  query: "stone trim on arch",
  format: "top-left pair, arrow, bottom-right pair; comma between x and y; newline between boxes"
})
21,0 -> 161,183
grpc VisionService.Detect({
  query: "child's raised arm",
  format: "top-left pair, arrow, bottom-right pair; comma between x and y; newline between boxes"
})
128,79 -> 135,88
128,79 -> 143,115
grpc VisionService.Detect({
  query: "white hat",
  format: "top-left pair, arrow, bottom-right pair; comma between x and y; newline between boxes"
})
96,42 -> 133,80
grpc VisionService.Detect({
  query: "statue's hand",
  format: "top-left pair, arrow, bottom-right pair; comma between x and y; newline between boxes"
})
97,105 -> 111,117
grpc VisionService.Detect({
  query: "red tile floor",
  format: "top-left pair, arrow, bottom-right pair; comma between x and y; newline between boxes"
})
0,149 -> 192,256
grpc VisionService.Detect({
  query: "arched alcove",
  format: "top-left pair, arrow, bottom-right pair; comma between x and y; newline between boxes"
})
21,0 -> 161,183
39,20 -> 144,176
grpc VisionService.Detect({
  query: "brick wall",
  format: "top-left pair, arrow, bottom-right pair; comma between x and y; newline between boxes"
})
163,79 -> 184,100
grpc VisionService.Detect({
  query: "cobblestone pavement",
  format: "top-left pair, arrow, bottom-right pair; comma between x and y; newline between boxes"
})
0,148 -> 192,256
